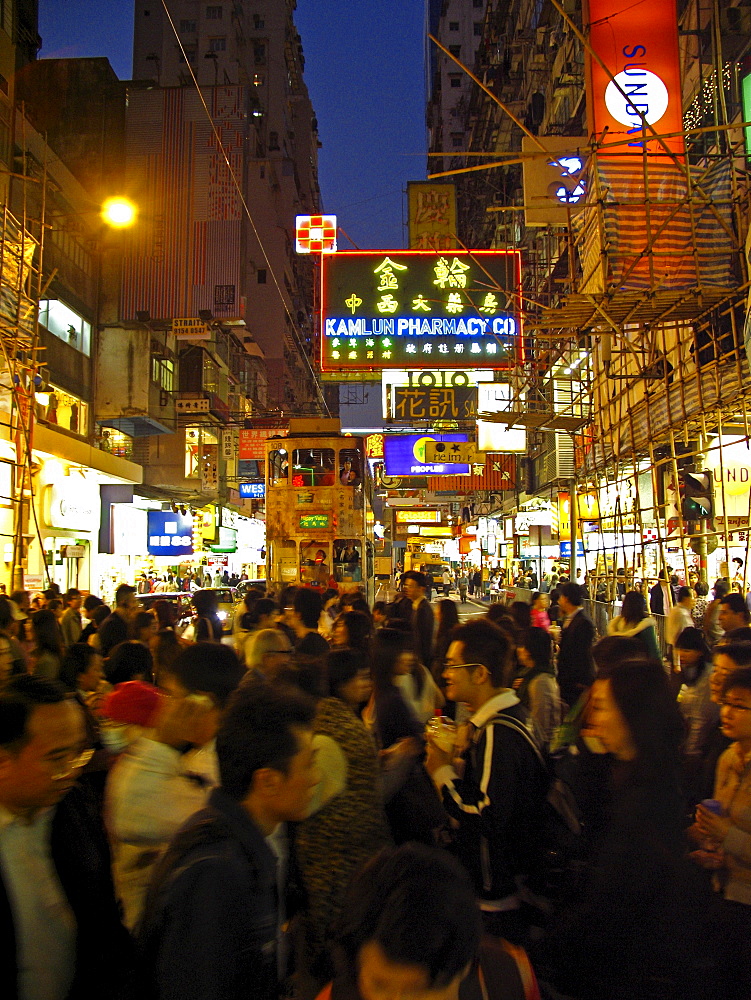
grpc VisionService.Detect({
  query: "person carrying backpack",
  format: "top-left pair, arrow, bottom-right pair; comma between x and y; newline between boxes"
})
426,619 -> 548,944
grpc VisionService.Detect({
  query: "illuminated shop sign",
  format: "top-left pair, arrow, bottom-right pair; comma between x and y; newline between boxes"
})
585,0 -> 684,157
320,250 -> 522,371
395,510 -> 441,524
296,214 -> 337,254
147,510 -> 194,556
299,514 -> 330,529
384,433 -> 470,476
239,481 -> 265,499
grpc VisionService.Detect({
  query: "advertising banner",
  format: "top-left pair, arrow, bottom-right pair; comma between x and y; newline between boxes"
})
147,510 -> 194,556
384,433 -> 469,476
407,182 -> 457,250
321,250 -> 521,372
584,0 -> 684,158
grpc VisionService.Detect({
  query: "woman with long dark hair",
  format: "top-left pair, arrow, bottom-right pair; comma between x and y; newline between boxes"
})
606,590 -> 660,660
514,625 -> 561,748
330,610 -> 373,653
363,629 -> 444,845
31,608 -> 64,679
543,657 -> 713,999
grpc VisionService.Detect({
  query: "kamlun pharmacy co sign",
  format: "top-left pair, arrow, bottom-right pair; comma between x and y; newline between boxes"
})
319,250 -> 522,371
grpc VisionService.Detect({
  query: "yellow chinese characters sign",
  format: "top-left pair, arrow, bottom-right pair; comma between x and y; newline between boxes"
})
408,183 -> 457,250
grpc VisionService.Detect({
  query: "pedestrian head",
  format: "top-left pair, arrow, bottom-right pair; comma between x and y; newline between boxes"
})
331,610 -> 373,651
114,584 -> 138,614
401,571 -> 427,603
442,618 -> 512,706
106,641 -> 154,686
620,590 -> 648,625
558,582 -> 583,615
332,843 -> 481,1000
244,628 -> 294,679
710,641 -> 751,704
328,648 -> 371,708
165,642 -> 244,710
590,657 -> 684,767
293,587 -> 322,630
0,675 -> 86,814
59,643 -> 104,693
216,682 -> 317,822
719,592 -> 750,632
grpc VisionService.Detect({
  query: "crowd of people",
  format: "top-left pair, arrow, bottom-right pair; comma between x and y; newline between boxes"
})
0,570 -> 750,999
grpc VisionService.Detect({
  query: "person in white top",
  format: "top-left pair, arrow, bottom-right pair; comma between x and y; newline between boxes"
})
105,643 -> 244,929
665,586 -> 695,648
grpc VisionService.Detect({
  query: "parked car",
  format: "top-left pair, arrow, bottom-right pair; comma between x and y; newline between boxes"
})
236,579 -> 267,599
138,588 -> 238,635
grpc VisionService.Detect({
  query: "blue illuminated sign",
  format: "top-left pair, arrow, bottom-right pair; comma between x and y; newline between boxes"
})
384,433 -> 469,477
147,510 -> 194,556
559,540 -> 585,558
239,482 -> 265,499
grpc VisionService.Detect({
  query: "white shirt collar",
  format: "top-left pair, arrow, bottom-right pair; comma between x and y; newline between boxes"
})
470,690 -> 520,729
0,802 -> 55,830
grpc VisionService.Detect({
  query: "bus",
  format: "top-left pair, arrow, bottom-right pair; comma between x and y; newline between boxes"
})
265,418 -> 375,603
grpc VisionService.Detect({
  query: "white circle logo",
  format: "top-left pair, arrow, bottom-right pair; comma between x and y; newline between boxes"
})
604,69 -> 669,127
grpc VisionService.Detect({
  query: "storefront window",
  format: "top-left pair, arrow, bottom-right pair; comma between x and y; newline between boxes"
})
291,448 -> 335,487
185,425 -> 218,478
300,541 -> 331,587
36,384 -> 88,435
98,427 -> 133,459
270,538 -> 297,582
334,539 -> 362,583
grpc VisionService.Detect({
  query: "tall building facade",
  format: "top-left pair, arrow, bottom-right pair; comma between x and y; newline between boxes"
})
130,0 -> 323,412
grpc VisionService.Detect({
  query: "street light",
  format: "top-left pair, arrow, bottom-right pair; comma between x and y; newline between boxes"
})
101,196 -> 138,229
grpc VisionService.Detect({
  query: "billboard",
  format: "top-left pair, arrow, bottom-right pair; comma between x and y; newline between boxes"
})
384,433 -> 470,476
584,0 -> 684,158
239,482 -> 265,499
147,510 -> 194,557
320,250 -> 521,372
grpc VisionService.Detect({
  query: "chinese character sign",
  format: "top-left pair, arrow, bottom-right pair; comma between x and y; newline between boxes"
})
408,182 -> 457,249
393,386 -> 477,421
320,250 -> 522,371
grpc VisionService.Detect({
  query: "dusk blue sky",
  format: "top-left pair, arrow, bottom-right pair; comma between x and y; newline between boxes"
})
37,0 -> 429,249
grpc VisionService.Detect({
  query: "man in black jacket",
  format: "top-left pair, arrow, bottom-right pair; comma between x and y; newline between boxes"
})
0,675 -> 132,1000
556,582 -> 596,709
401,570 -> 434,671
138,683 -> 318,1000
98,583 -> 138,659
426,619 -> 547,943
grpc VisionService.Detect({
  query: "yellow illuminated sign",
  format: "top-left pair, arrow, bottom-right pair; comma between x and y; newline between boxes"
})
395,509 -> 441,524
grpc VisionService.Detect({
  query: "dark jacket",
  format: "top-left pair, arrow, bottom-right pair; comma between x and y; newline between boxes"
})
411,597 -> 434,671
138,787 -> 280,1000
440,701 -> 548,901
556,609 -> 596,708
98,611 -> 130,659
0,783 -> 133,1000
544,760 -> 715,999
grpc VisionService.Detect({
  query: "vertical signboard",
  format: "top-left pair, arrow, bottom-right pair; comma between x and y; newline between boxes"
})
407,183 -> 457,249
584,0 -> 684,158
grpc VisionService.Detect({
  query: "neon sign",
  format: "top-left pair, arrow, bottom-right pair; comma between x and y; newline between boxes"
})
320,250 -> 522,371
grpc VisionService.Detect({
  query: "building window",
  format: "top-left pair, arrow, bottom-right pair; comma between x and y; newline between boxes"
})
209,36 -> 226,52
268,131 -> 279,150
474,22 -> 483,35
257,269 -> 267,284
151,357 -> 174,392
206,5 -> 222,18
254,43 -> 266,64
180,19 -> 196,31
451,133 -> 464,147
38,299 -> 92,357
179,47 -> 197,63
185,425 -> 218,479
449,45 -> 461,57
473,0 -> 483,7
449,21 -> 459,30
37,384 -> 88,435
253,14 -> 265,29
449,74 -> 461,88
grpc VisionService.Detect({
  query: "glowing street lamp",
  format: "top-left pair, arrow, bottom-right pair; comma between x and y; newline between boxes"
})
101,196 -> 138,229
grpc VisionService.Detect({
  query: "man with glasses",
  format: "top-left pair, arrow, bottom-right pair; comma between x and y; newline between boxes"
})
0,675 -> 131,1000
425,619 -> 547,943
